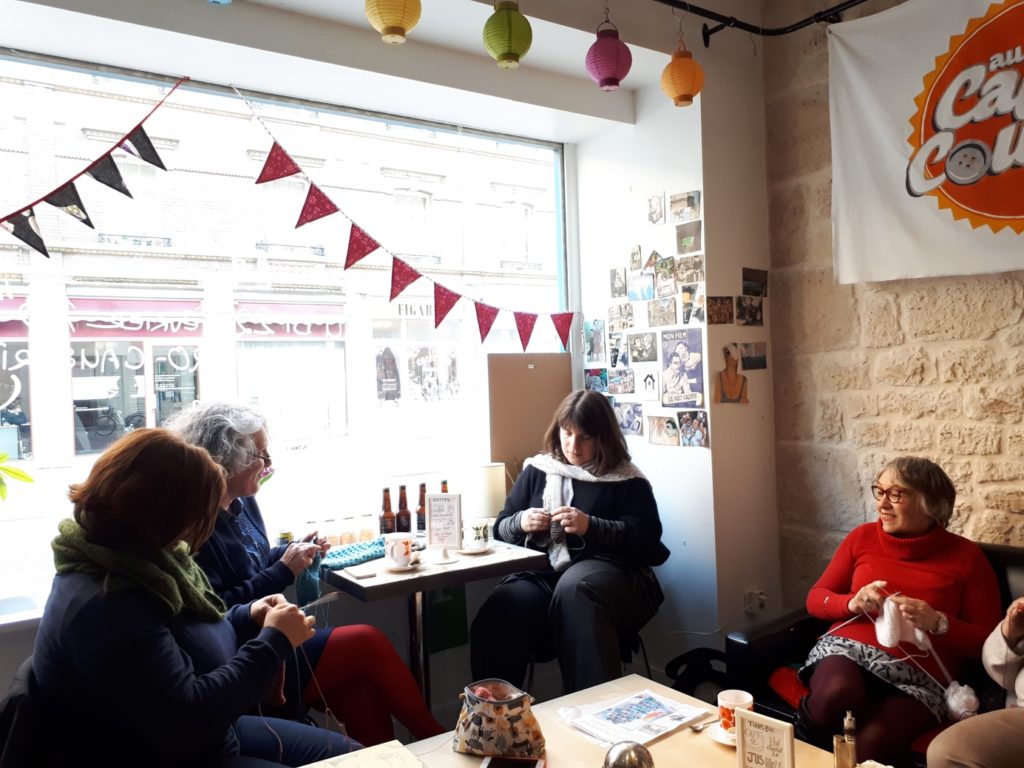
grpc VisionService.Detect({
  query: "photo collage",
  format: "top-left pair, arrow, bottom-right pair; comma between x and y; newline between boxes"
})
585,189 -> 710,448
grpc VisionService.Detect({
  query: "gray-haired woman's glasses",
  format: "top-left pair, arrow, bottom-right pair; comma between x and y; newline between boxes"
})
870,485 -> 908,504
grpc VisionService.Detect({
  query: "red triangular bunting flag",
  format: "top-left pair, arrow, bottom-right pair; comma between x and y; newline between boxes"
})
475,302 -> 500,342
345,224 -> 380,269
88,155 -> 132,198
550,312 -> 574,350
256,142 -> 301,184
434,283 -> 462,328
390,258 -> 422,301
296,184 -> 339,228
45,183 -> 94,229
120,126 -> 166,171
1,208 -> 49,257
514,312 -> 538,351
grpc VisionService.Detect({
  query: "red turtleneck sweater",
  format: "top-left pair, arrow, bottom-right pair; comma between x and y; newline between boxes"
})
807,520 -> 1001,683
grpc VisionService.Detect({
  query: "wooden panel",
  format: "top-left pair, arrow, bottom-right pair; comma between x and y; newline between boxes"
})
487,352 -> 572,492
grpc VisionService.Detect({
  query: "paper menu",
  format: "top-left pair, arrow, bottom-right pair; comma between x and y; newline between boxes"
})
569,689 -> 708,746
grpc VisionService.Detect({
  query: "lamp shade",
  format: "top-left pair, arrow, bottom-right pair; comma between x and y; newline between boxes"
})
660,45 -> 704,107
483,1 -> 533,69
585,24 -> 632,91
365,0 -> 421,45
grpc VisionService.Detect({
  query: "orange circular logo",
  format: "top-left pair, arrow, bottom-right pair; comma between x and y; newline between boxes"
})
906,0 -> 1024,233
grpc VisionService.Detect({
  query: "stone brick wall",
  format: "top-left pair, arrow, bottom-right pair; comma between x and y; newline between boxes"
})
763,0 -> 1024,607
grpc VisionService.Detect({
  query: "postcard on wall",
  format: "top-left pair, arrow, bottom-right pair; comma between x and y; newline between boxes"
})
647,192 -> 666,225
678,283 -> 698,324
648,416 -> 680,446
660,328 -> 704,407
608,303 -> 635,333
608,368 -> 635,395
608,332 -> 630,368
610,267 -> 627,299
742,267 -> 769,297
629,244 -> 643,271
643,250 -> 660,271
735,709 -> 795,768
655,254 -> 677,298
675,221 -> 702,255
669,190 -> 701,223
677,410 -> 709,448
687,285 -> 707,325
585,368 -> 609,393
647,297 -> 677,328
628,332 -> 658,364
635,363 -> 660,402
740,342 -> 768,370
613,402 -> 644,436
674,254 -> 705,285
584,319 -> 606,363
627,270 -> 655,301
426,494 -> 461,549
707,296 -> 735,324
735,296 -> 764,326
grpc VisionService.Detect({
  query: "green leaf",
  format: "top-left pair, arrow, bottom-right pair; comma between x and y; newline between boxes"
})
0,465 -> 33,483
0,478 -> 7,501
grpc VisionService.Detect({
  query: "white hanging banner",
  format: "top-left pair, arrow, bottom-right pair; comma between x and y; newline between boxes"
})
829,0 -> 1024,284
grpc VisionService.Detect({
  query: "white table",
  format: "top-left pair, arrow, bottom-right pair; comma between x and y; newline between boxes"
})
321,541 -> 548,703
405,674 -> 836,768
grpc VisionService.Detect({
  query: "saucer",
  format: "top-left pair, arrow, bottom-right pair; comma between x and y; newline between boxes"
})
383,562 -> 422,573
456,545 -> 493,556
706,722 -> 736,747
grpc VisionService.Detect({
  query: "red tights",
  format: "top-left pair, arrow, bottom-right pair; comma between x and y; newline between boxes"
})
302,624 -> 445,746
804,656 -> 938,764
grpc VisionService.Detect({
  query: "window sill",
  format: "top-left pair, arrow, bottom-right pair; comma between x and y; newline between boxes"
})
0,596 -> 43,633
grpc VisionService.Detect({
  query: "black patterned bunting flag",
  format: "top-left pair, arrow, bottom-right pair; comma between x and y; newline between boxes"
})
44,183 -> 94,228
0,209 -> 48,257
88,155 -> 133,198
119,126 -> 166,171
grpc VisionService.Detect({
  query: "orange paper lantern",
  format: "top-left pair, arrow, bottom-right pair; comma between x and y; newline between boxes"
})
660,43 -> 704,107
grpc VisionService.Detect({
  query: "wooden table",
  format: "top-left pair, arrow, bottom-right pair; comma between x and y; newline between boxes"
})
321,541 -> 548,703
405,674 -> 836,768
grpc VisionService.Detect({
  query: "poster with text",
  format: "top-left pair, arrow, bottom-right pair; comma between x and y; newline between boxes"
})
660,328 -> 704,407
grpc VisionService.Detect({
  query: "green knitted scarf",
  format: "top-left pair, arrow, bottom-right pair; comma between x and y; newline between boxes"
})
52,518 -> 226,621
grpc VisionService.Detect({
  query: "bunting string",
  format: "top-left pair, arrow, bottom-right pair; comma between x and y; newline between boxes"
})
232,85 -> 576,350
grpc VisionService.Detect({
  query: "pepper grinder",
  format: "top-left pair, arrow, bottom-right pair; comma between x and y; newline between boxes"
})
832,710 -> 856,768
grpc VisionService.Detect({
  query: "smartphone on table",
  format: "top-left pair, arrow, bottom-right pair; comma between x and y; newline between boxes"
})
479,758 -> 546,768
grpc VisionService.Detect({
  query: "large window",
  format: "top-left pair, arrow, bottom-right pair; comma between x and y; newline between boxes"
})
0,56 -> 567,612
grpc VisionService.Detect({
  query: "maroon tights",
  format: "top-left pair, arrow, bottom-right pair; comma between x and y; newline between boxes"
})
803,656 -> 938,764
302,624 -> 445,746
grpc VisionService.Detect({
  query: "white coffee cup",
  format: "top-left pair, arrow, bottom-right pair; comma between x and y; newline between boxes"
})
383,532 -> 414,567
462,519 -> 492,551
717,689 -> 754,734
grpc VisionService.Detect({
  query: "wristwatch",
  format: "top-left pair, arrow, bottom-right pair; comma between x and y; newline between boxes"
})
930,612 -> 950,636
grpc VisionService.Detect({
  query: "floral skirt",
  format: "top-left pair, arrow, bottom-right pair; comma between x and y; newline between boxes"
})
801,635 -> 947,721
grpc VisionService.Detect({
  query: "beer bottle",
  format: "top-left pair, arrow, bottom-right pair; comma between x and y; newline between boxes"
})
379,487 -> 395,535
416,482 -> 427,532
441,479 -> 449,493
396,484 -> 412,533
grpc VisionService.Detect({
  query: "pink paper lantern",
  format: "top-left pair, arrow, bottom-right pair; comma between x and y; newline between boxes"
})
585,22 -> 632,91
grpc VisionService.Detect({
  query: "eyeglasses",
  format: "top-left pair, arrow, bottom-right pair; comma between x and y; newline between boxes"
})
870,485 -> 908,504
254,452 -> 272,465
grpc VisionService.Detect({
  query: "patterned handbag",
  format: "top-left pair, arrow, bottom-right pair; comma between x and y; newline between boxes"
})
452,678 -> 546,758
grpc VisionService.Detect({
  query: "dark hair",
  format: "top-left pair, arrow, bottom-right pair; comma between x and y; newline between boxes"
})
69,429 -> 226,553
543,390 -> 630,475
878,456 -> 955,528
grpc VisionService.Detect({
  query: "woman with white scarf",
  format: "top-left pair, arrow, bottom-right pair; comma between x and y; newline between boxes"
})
470,390 -> 669,693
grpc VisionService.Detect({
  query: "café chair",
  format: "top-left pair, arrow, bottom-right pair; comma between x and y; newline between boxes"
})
0,655 -> 39,768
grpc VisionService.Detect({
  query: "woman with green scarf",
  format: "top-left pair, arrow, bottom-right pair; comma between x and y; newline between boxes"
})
32,428 -> 361,767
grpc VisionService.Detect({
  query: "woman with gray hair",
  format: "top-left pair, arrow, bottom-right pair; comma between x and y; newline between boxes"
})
795,457 -> 1001,765
166,402 -> 443,746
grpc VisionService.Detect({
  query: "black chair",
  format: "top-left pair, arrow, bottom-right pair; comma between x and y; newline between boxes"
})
0,655 -> 38,768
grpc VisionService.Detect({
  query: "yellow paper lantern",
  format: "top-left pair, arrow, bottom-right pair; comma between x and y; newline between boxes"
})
483,1 -> 533,70
365,0 -> 421,45
660,43 -> 704,107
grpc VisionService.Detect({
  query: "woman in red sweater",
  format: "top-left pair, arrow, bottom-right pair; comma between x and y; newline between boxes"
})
799,457 -> 1000,765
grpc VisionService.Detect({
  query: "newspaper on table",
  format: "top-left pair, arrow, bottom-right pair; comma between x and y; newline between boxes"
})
569,689 -> 709,746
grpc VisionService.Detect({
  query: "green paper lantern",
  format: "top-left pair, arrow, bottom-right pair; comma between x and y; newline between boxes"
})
482,1 -> 532,70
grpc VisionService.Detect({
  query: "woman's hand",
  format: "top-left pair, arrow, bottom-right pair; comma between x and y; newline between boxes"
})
280,541 -> 318,577
551,505 -> 590,536
302,531 -> 331,555
519,508 -> 551,534
848,579 -> 888,614
250,594 -> 289,626
264,602 -> 315,647
1002,597 -> 1024,647
890,594 -> 943,633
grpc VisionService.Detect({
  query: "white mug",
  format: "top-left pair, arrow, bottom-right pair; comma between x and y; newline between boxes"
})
463,519 -> 492,550
383,532 -> 414,567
